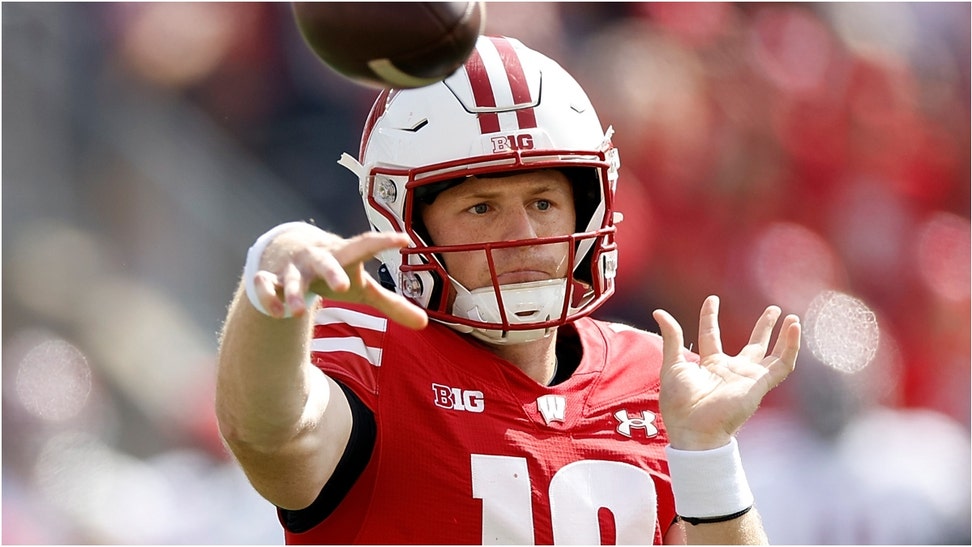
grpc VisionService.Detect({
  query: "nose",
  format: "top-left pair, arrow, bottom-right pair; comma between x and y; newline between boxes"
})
499,206 -> 538,241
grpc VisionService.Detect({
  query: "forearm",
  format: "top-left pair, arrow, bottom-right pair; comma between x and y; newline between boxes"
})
679,509 -> 767,545
215,283 -> 325,451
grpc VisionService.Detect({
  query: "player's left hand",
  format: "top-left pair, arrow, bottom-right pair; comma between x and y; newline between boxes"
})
652,295 -> 800,451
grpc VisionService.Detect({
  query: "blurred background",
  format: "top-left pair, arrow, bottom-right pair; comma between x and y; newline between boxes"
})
2,2 -> 969,544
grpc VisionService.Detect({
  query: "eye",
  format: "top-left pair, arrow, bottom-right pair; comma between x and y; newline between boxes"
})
536,199 -> 552,211
470,203 -> 489,215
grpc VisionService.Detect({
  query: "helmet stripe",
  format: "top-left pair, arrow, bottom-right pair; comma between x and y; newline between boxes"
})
463,45 -> 501,134
359,88 -> 394,159
489,37 -> 537,130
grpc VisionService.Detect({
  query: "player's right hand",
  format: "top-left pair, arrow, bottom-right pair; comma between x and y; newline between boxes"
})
249,223 -> 428,330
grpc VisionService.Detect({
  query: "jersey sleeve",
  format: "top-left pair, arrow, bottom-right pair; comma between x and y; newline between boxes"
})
309,301 -> 390,409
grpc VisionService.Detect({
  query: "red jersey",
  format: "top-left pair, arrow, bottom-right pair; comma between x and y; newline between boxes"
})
284,302 -> 679,544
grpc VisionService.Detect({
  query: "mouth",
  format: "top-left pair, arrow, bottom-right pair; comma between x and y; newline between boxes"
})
496,270 -> 552,285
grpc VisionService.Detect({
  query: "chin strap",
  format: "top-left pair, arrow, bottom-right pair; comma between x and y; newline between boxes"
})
461,324 -> 556,345
337,153 -> 367,197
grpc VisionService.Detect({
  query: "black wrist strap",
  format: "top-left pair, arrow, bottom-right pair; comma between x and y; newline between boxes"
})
677,505 -> 753,526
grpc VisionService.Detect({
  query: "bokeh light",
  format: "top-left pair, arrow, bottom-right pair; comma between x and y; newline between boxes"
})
117,4 -> 250,88
915,212 -> 971,302
804,290 -> 880,374
750,222 -> 843,312
14,338 -> 92,423
7,220 -> 109,324
750,6 -> 835,95
33,431 -> 175,542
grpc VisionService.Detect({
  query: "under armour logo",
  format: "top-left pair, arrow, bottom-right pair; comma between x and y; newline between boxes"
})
614,410 -> 658,438
537,394 -> 566,425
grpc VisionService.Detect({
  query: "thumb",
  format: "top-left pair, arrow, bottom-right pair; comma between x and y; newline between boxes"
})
652,308 -> 687,368
360,277 -> 429,331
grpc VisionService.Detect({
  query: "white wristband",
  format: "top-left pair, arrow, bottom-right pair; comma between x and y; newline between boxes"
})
243,222 -> 319,318
665,437 -> 754,520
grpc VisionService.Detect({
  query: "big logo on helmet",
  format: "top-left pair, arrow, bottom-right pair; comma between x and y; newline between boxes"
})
491,134 -> 535,153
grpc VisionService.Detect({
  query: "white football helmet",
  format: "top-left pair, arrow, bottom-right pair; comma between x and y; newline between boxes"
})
339,35 -> 621,344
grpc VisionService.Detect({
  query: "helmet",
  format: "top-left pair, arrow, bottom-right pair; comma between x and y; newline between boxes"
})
339,35 -> 621,344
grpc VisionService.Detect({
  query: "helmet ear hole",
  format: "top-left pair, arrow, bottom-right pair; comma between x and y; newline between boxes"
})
426,271 -> 446,312
574,255 -> 594,286
562,166 -> 601,286
562,167 -> 601,234
378,263 -> 397,291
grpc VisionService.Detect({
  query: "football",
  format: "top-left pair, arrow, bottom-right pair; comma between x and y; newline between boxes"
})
292,2 -> 485,89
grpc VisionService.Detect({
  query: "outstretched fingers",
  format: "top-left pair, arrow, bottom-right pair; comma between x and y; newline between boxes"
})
309,249 -> 352,293
307,231 -> 409,296
333,232 -> 413,267
697,295 -> 723,358
740,305 -> 782,361
312,230 -> 428,330
652,308 -> 687,369
281,263 -> 310,314
361,277 -> 429,330
253,270 -> 286,317
770,314 -> 801,367
755,314 -> 800,390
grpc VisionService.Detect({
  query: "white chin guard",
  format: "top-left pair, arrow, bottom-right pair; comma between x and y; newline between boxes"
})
450,278 -> 567,345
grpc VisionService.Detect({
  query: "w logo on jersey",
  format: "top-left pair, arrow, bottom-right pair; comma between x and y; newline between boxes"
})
614,410 -> 658,438
536,394 -> 566,425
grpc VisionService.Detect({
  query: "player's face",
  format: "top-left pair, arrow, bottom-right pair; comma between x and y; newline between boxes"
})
419,169 -> 576,291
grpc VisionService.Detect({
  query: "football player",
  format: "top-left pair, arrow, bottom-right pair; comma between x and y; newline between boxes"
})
216,35 -> 801,545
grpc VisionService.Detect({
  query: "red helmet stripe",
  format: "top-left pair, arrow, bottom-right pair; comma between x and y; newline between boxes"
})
463,45 -> 501,134
489,36 -> 537,129
360,88 -> 394,159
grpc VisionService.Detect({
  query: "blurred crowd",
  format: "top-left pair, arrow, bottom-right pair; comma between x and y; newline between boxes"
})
2,3 -> 969,544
